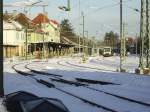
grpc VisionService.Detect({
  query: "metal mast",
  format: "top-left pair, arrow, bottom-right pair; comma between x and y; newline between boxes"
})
42,6 -> 46,59
146,0 -> 150,68
139,0 -> 145,70
78,0 -> 81,54
0,0 -> 3,96
120,0 -> 124,71
82,12 -> 85,54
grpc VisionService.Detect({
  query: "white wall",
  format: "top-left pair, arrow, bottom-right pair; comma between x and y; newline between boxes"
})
42,23 -> 60,43
3,30 -> 25,45
3,21 -> 25,56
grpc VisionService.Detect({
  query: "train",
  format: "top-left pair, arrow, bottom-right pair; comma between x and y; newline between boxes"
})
102,47 -> 112,57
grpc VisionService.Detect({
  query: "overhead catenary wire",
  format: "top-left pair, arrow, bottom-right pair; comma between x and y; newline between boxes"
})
71,0 -> 134,24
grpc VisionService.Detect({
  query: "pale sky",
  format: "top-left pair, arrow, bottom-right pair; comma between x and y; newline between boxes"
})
3,0 -> 140,40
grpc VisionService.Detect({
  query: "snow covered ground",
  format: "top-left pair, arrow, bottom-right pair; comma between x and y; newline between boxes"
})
0,98 -> 7,112
3,56 -> 150,112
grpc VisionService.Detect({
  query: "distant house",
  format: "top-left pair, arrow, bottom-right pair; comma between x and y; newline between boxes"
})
31,13 -> 60,43
3,20 -> 25,58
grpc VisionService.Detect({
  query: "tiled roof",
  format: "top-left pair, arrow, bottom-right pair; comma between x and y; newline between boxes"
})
32,13 -> 49,24
49,20 -> 59,26
14,13 -> 30,26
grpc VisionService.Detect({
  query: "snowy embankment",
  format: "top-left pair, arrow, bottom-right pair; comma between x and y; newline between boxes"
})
88,56 -> 139,73
65,56 -> 139,73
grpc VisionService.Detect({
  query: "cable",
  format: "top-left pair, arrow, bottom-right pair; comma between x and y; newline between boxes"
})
71,0 -> 134,23
112,0 -> 140,13
71,3 -> 120,23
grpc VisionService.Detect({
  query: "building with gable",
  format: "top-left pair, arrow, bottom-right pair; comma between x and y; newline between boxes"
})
3,20 -> 25,58
3,12 -> 74,58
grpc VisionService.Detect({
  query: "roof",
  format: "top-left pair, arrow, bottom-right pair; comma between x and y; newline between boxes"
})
49,20 -> 59,27
60,36 -> 77,45
3,20 -> 22,30
3,13 -> 15,21
3,21 -> 16,30
32,13 -> 50,25
14,13 -> 30,26
3,12 -> 37,29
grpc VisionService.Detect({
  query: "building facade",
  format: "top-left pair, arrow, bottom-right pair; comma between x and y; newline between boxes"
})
3,20 -> 25,58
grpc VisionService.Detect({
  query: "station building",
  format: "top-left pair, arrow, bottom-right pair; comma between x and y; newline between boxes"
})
3,12 -> 74,58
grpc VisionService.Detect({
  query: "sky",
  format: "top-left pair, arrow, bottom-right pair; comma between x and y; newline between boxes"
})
3,0 -> 140,40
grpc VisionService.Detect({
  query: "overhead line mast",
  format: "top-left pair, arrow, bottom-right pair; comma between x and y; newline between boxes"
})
139,0 -> 145,72
146,0 -> 150,68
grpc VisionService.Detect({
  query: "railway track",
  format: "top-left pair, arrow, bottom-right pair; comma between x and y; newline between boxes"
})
12,63 -> 116,112
94,58 -> 136,71
63,61 -> 117,72
12,62 -> 150,112
58,60 -> 139,75
26,62 -> 150,107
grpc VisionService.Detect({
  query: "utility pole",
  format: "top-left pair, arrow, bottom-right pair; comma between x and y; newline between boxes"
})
123,23 -> 126,58
25,28 -> 28,60
139,0 -> 145,70
42,6 -> 46,59
0,0 -> 3,96
146,0 -> 150,68
82,12 -> 85,55
67,0 -> 71,11
78,0 -> 81,54
136,33 -> 138,57
120,0 -> 124,71
85,31 -> 88,55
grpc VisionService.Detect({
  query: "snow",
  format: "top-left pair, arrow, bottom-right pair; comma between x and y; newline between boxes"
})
61,86 -> 150,112
3,56 -> 150,112
90,84 -> 150,105
0,98 -> 7,112
4,62 -> 108,112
